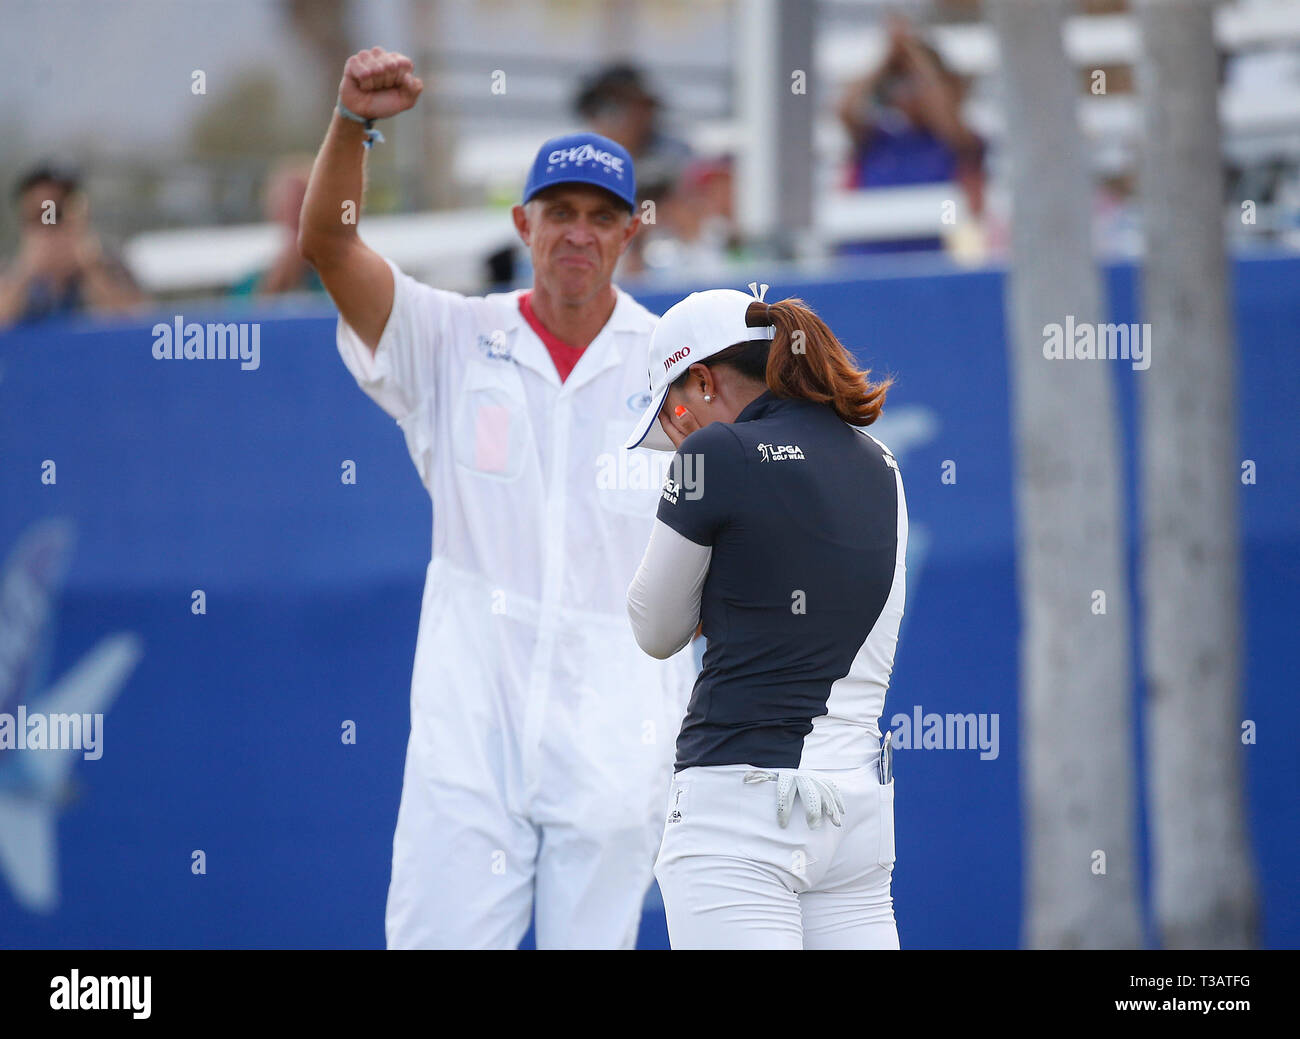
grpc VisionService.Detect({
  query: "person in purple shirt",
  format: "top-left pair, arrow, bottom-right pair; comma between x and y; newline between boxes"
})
837,16 -> 986,254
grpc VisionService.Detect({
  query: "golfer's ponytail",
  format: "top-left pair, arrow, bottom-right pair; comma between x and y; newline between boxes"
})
745,298 -> 891,427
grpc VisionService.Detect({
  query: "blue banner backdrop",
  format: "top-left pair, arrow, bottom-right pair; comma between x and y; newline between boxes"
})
0,255 -> 1295,949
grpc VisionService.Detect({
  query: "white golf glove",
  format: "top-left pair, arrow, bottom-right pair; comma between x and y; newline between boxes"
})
743,769 -> 845,829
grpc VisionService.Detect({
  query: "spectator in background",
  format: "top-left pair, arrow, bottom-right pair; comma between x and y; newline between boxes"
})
230,156 -> 324,297
0,164 -> 146,328
489,63 -> 698,290
1094,169 -> 1142,258
629,157 -> 742,279
837,16 -> 985,254
574,63 -> 693,193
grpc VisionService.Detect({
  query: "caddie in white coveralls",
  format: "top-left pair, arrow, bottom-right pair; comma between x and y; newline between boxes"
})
298,46 -> 695,948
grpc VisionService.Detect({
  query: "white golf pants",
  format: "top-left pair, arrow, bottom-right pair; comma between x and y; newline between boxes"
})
654,761 -> 899,949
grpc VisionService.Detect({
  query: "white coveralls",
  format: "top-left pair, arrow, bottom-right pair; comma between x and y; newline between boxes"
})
337,258 -> 697,948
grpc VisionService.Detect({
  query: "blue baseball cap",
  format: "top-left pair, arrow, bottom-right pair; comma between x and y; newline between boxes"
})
522,132 -> 636,212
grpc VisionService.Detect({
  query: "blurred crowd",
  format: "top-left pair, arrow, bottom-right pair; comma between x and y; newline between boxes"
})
0,165 -> 146,327
2,12 -> 1297,330
486,60 -> 744,288
0,158 -> 320,328
499,19 -> 994,282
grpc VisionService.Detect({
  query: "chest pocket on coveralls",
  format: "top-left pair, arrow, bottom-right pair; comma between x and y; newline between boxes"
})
595,418 -> 669,517
453,356 -> 533,482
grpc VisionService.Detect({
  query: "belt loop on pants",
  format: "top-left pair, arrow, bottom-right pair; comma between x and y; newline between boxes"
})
743,769 -> 846,829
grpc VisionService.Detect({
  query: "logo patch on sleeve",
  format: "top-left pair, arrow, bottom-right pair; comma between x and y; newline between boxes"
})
661,473 -> 682,504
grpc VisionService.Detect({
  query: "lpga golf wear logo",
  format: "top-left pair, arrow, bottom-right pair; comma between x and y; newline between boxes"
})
756,443 -> 805,462
667,783 -> 687,824
547,143 -> 626,175
657,453 -> 704,504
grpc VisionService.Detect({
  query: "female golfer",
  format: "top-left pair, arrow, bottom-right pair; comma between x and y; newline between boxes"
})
624,288 -> 906,949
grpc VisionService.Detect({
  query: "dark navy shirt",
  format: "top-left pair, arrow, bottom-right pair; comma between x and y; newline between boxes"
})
657,390 -> 908,771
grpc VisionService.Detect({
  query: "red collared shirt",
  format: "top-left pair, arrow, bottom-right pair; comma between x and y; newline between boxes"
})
518,291 -> 585,383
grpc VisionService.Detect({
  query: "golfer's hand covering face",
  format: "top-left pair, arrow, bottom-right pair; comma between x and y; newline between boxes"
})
660,403 -> 701,449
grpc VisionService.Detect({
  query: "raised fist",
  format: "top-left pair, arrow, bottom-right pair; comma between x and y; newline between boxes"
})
338,46 -> 423,121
